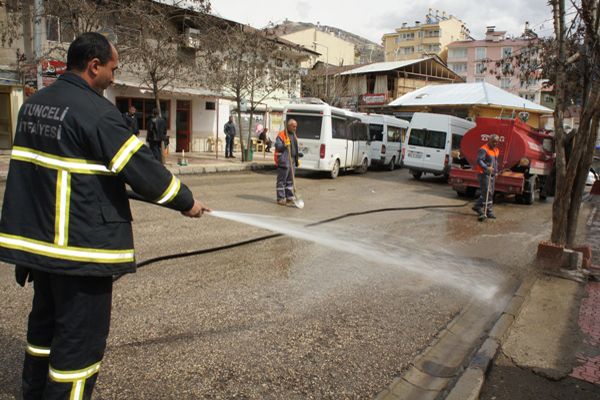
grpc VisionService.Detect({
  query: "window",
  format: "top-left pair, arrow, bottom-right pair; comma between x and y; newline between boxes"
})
205,101 -> 216,110
402,46 -> 414,55
451,134 -> 462,150
409,129 -> 446,149
449,63 -> 467,73
275,58 -> 284,68
544,95 -> 554,104
387,126 -> 403,143
115,97 -> 171,130
475,62 -> 486,75
331,116 -> 347,139
349,121 -> 369,141
448,48 -> 468,59
400,32 -> 415,41
500,78 -> 511,89
502,47 -> 513,58
287,114 -> 322,140
475,47 -> 486,60
45,16 -> 75,43
369,124 -> 384,141
46,16 -> 59,42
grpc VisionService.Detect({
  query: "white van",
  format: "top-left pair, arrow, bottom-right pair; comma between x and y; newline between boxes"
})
362,114 -> 409,170
284,103 -> 371,178
403,113 -> 475,179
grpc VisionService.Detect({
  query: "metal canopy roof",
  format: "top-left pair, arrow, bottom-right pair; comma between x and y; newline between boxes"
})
388,82 -> 552,113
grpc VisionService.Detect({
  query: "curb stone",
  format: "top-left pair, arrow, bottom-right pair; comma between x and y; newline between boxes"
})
442,275 -> 537,400
375,278 -> 522,400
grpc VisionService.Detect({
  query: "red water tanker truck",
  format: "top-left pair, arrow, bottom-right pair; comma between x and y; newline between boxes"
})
449,117 -> 555,204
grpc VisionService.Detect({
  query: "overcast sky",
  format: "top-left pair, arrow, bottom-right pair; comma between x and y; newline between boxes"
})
210,0 -> 554,43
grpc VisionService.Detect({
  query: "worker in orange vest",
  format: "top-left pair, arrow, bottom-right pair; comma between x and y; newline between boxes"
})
473,134 -> 500,219
274,119 -> 300,205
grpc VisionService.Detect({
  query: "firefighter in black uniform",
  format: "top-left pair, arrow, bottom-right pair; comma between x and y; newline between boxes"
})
0,33 -> 210,399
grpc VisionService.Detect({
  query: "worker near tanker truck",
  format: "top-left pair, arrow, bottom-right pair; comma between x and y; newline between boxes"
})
0,33 -> 210,399
472,134 -> 500,219
274,119 -> 300,205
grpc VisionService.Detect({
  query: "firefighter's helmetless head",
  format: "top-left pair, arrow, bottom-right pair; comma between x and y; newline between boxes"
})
287,119 -> 297,134
67,32 -> 118,93
489,134 -> 499,149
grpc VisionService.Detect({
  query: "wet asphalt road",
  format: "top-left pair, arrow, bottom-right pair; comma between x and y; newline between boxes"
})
0,168 -> 553,399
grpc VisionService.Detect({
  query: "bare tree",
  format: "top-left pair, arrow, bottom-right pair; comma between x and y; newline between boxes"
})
514,0 -> 600,246
301,66 -> 354,108
1,0 -> 212,116
204,24 -> 302,161
116,0 -> 211,116
547,0 -> 600,246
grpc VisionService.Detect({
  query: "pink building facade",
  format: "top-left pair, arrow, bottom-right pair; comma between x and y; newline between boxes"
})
446,27 -> 543,103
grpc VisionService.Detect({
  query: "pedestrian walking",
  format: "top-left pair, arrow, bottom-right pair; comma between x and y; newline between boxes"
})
274,119 -> 300,205
146,108 -> 167,162
224,116 -> 236,158
122,105 -> 139,136
0,32 -> 210,400
472,134 -> 500,219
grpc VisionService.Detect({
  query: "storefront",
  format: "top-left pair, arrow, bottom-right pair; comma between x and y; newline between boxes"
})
107,79 -> 229,153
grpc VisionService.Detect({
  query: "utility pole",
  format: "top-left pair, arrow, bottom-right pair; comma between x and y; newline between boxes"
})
33,0 -> 44,90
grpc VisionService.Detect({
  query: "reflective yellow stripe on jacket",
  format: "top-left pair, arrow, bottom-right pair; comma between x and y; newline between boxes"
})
0,233 -> 134,263
7,141 -> 140,264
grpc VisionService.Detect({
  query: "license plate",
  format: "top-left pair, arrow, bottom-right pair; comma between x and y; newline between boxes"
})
408,151 -> 422,158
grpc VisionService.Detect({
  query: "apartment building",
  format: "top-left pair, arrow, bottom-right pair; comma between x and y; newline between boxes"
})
382,9 -> 470,62
279,26 -> 356,68
446,26 -> 542,101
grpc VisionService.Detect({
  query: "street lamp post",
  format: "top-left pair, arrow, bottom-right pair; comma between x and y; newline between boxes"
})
313,42 -> 329,99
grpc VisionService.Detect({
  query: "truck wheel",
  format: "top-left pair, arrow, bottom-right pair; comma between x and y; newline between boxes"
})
411,170 -> 422,180
388,157 -> 396,171
330,160 -> 340,179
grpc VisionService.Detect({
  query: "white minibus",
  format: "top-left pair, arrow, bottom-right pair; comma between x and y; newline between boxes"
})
361,114 -> 409,170
403,113 -> 475,179
283,103 -> 371,178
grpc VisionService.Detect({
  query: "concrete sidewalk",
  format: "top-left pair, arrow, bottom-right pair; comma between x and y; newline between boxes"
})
472,196 -> 600,399
0,148 -> 276,181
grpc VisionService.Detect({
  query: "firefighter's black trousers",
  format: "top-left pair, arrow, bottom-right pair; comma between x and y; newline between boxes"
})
23,270 -> 112,400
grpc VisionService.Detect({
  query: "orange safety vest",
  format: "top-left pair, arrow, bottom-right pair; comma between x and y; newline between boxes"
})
475,144 -> 500,173
274,130 -> 289,167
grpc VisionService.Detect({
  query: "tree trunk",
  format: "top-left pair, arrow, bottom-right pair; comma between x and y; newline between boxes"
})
236,96 -> 245,162
550,0 -> 569,245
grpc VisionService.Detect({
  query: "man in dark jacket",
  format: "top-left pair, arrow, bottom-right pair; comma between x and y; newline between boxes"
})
274,119 -> 299,205
123,105 -> 139,136
0,32 -> 209,400
146,108 -> 167,162
224,116 -> 236,158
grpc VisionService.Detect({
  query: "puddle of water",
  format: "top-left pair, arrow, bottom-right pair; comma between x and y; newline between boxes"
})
210,211 -> 504,301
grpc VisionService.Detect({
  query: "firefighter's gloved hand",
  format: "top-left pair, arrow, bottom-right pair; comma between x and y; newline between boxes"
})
296,160 -> 301,167
487,167 -> 494,174
285,139 -> 291,146
15,265 -> 32,287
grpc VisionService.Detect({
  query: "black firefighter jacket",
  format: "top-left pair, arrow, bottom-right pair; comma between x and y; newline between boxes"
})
0,72 -> 194,277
